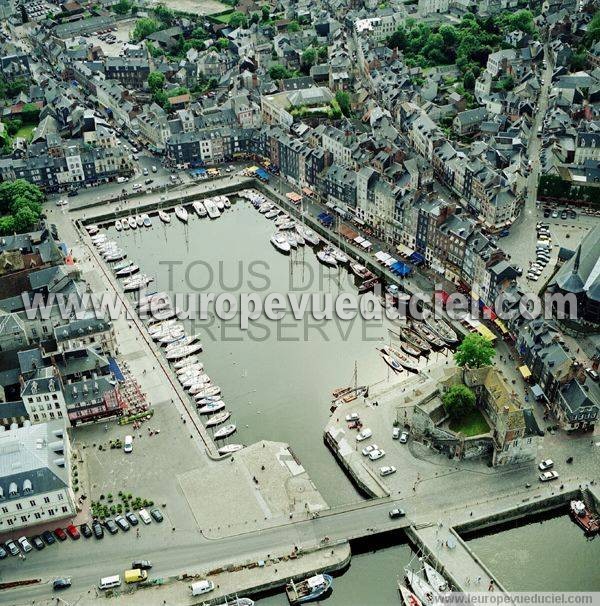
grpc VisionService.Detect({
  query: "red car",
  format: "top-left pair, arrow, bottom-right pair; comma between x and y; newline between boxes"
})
54,528 -> 67,541
66,524 -> 80,540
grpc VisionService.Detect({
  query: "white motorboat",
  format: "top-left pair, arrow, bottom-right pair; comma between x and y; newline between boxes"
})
278,220 -> 296,230
122,219 -> 130,231
350,263 -> 372,279
158,210 -> 170,223
405,569 -> 438,606
205,410 -> 231,427
423,562 -> 450,595
192,201 -> 207,217
175,205 -> 188,223
157,329 -> 186,344
215,197 -> 225,211
142,214 -> 152,227
181,373 -> 210,389
195,395 -> 222,405
213,424 -> 236,440
152,308 -> 179,322
128,216 -> 137,229
328,246 -> 349,264
91,234 -> 107,243
218,444 -> 244,455
176,362 -> 204,376
123,275 -> 153,291
317,250 -> 337,267
139,298 -> 171,315
204,199 -> 221,219
296,224 -> 320,246
222,196 -> 231,208
166,342 -> 202,360
193,385 -> 221,399
398,583 -> 422,606
165,335 -> 199,350
104,250 -> 126,262
197,400 -> 225,414
173,355 -> 200,370
115,219 -> 122,231
116,264 -> 139,277
189,380 -> 218,395
113,259 -> 132,271
136,214 -> 144,227
85,224 -> 99,233
138,292 -> 168,308
285,232 -> 298,248
259,203 -> 273,214
148,319 -> 177,335
294,232 -> 306,246
265,209 -> 279,219
270,233 -> 291,254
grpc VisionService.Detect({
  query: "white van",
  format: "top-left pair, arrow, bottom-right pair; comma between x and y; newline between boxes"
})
190,580 -> 214,596
123,435 -> 133,453
138,508 -> 152,524
132,183 -> 142,191
99,575 -> 121,590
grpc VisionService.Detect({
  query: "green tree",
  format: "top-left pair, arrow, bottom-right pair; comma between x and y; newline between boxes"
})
301,47 -> 317,69
5,118 -> 22,136
0,179 -> 44,235
217,38 -> 229,50
113,0 -> 132,15
463,70 -> 475,91
148,71 -> 165,93
287,20 -> 300,32
454,333 -> 496,368
154,5 -> 175,27
442,385 -> 476,420
269,64 -> 291,80
501,9 -> 534,35
335,90 -> 351,117
21,103 -> 40,124
261,5 -> 269,21
132,18 -> 159,42
387,26 -> 407,50
586,11 -> 600,47
228,11 -> 248,29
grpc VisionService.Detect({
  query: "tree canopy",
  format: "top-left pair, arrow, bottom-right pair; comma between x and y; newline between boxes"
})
228,11 -> 248,29
0,180 -> 44,235
335,90 -> 351,117
442,384 -> 476,420
454,333 -> 496,368
113,0 -> 132,15
132,18 -> 159,42
269,64 -> 293,80
148,71 -> 165,93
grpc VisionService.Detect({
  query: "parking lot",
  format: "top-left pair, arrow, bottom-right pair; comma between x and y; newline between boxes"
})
83,19 -> 136,57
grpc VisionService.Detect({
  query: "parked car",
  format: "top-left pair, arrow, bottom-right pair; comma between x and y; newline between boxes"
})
150,508 -> 163,523
54,528 -> 68,541
104,519 -> 119,535
399,431 -> 409,444
538,459 -> 554,470
379,466 -> 397,477
5,540 -> 19,556
585,368 -> 599,382
389,508 -> 406,519
368,449 -> 385,461
543,209 -> 551,218
131,559 -> 152,570
66,524 -> 81,540
345,412 -> 360,422
125,511 -> 139,526
392,427 -> 400,439
92,520 -> 104,539
539,470 -> 559,482
151,165 -> 157,173
42,530 -> 56,545
53,578 -> 72,591
552,210 -> 559,218
355,428 -> 372,441
17,537 -> 32,553
67,189 -> 78,197
138,509 -> 152,525
114,515 -> 130,531
561,210 -> 567,220
362,444 -> 379,456
31,535 -> 45,550
142,168 -> 148,176
0,545 -> 7,559
144,178 -> 154,185
514,266 -> 523,276
80,523 -> 92,538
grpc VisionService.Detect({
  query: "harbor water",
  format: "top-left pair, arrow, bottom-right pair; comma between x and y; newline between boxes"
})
108,198 -> 437,506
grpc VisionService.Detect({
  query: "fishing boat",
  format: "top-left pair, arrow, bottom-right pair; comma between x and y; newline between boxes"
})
193,385 -> 221,399
405,569 -> 437,606
271,233 -> 291,254
116,264 -> 139,277
358,276 -> 380,294
295,224 -> 319,246
158,210 -> 170,224
128,216 -> 137,229
317,250 -> 337,267
285,574 -> 333,604
218,444 -> 245,456
205,199 -> 221,219
397,339 -> 421,358
569,500 -> 600,534
142,214 -> 152,228
398,583 -> 422,606
382,345 -> 419,372
424,315 -> 459,345
123,275 -> 153,291
115,219 -> 122,231
214,598 -> 253,606
136,215 -> 144,228
173,355 -> 200,370
412,323 -> 445,348
192,201 -> 207,217
402,327 -> 430,354
380,351 -> 403,373
198,400 -> 225,414
175,205 -> 188,223
166,342 -> 202,361
423,562 -> 450,595
350,263 -> 373,280
205,410 -> 232,428
176,362 -> 204,376
213,424 -> 237,440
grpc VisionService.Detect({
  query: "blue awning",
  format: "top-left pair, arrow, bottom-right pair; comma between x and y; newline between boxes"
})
108,357 -> 125,382
192,168 -> 206,175
256,168 -> 270,180
391,261 -> 412,276
410,252 -> 425,264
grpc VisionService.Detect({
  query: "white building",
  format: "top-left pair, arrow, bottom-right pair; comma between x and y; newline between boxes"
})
0,421 -> 75,533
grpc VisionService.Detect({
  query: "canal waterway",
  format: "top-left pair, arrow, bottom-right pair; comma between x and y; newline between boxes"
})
108,198 -> 441,506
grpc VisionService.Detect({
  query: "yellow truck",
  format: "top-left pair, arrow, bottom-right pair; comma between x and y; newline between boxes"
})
124,569 -> 148,584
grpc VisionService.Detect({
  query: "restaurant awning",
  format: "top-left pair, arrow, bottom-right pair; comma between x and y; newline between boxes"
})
519,365 -> 532,379
338,224 -> 359,240
397,244 -> 414,257
302,187 -> 313,196
475,324 -> 497,343
494,318 -> 509,335
410,251 -> 425,264
286,192 -> 302,202
360,240 -> 372,249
